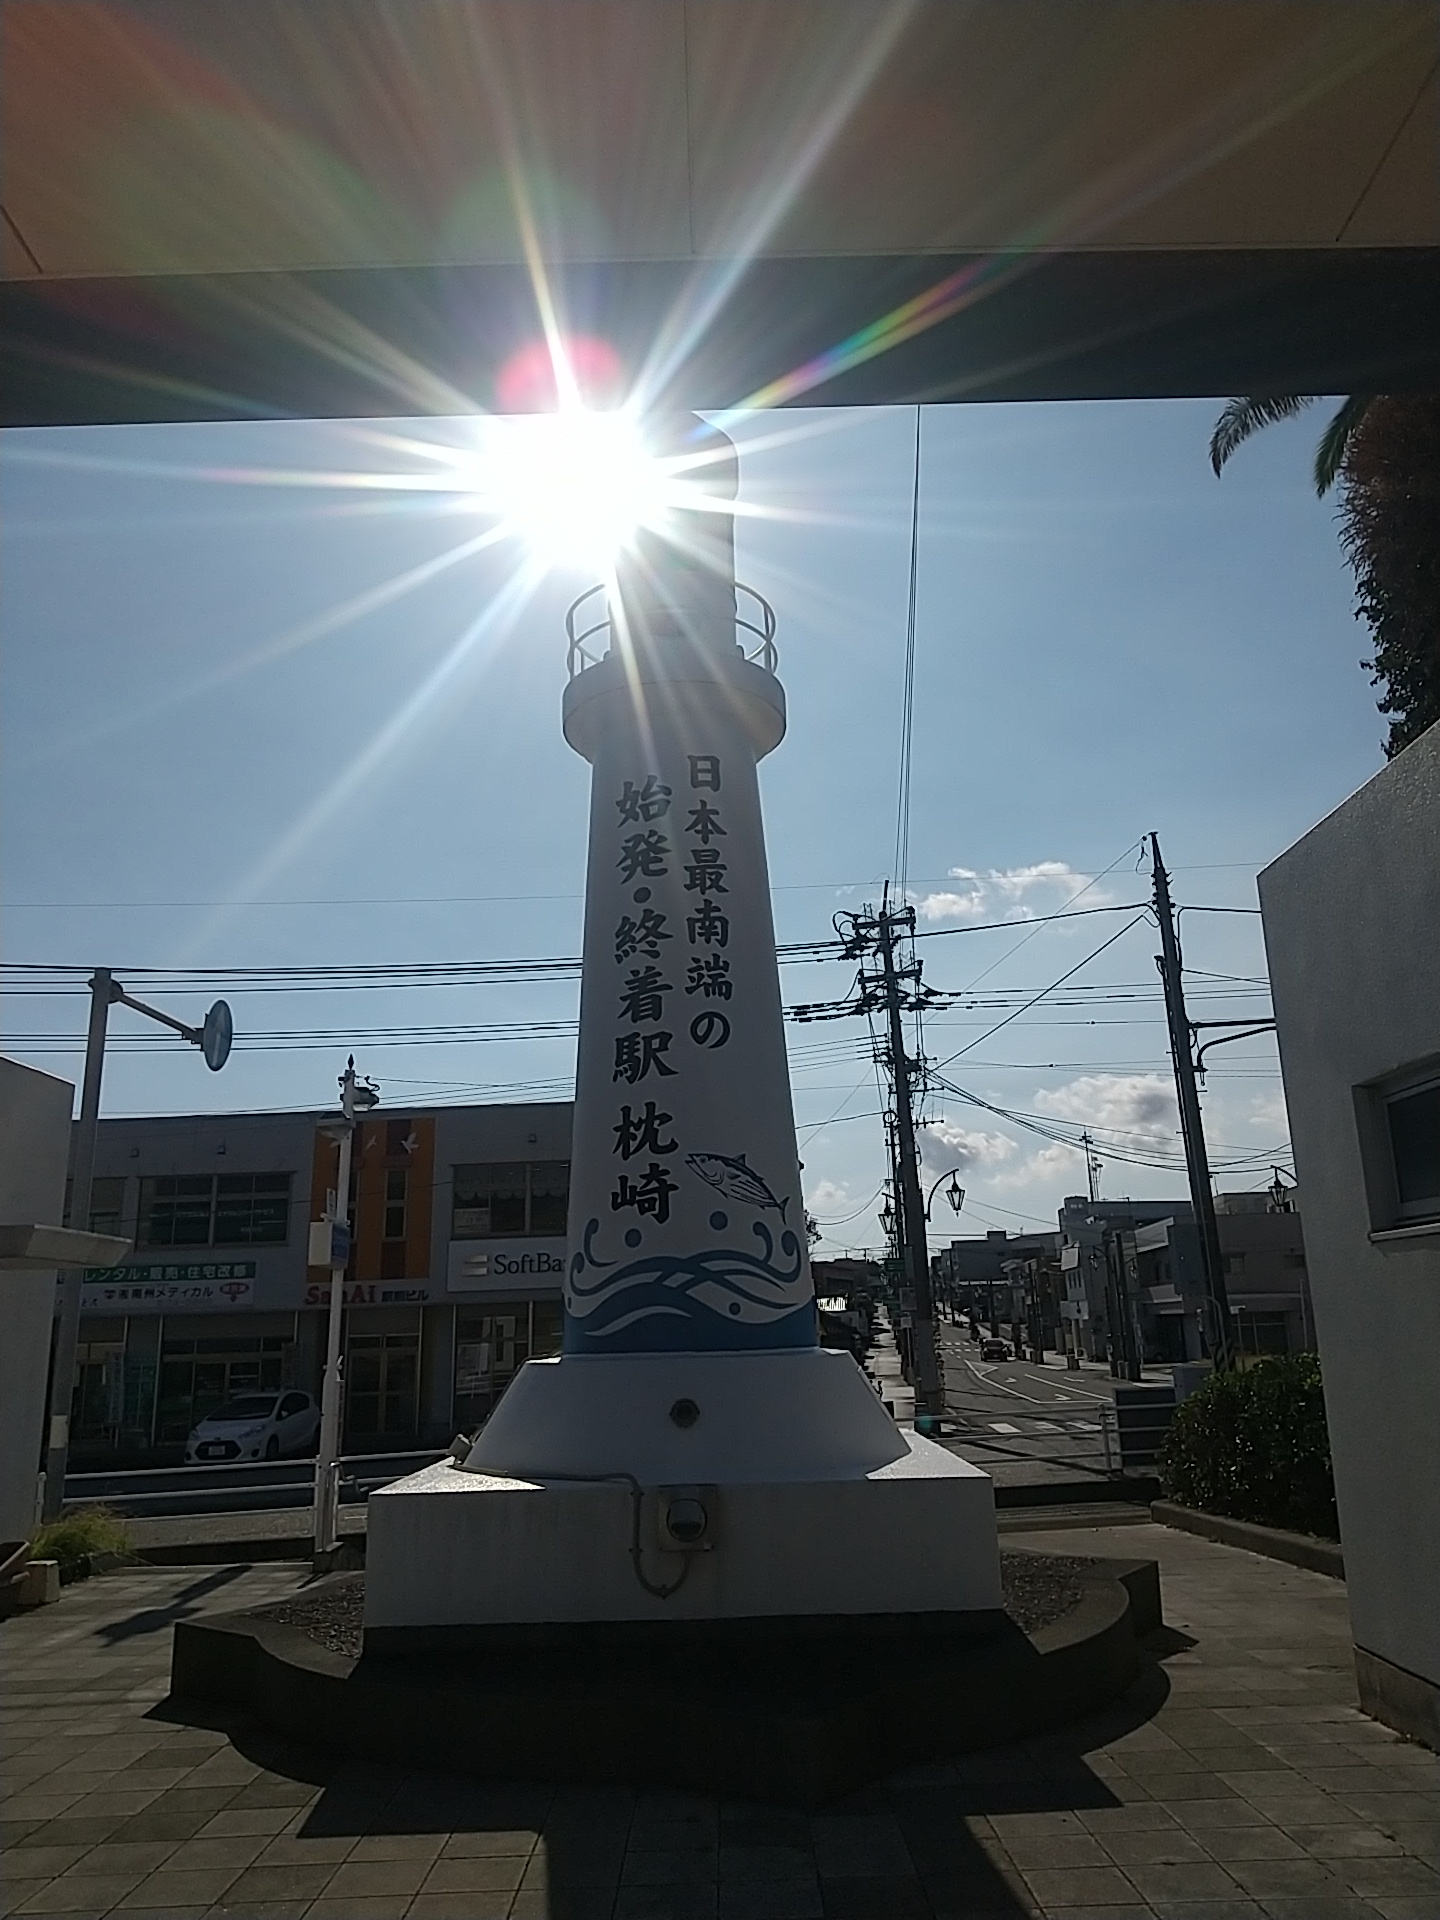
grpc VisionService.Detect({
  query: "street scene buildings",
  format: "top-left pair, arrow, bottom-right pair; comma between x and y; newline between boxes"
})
933,1190 -> 1312,1369
67,1101 -> 572,1464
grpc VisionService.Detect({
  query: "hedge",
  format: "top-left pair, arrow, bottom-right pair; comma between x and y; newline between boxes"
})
1159,1354 -> 1338,1541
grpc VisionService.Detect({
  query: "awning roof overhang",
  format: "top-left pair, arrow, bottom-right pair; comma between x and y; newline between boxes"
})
3,0 -> 1437,425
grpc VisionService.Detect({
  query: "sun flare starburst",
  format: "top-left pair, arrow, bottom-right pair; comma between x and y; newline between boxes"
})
475,410 -> 670,570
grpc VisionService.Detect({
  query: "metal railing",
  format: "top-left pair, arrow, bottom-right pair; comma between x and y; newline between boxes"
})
565,583 -> 778,677
63,1449 -> 445,1517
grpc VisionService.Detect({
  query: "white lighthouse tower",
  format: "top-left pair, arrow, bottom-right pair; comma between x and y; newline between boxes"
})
367,416 -> 1000,1632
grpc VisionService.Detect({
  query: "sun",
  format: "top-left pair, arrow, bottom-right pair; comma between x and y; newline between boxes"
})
482,410 -> 668,570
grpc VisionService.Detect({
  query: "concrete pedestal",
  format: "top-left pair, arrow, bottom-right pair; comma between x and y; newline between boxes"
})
365,1349 -> 1000,1633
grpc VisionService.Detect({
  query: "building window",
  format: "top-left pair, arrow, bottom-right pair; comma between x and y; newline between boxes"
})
1282,1252 -> 1307,1270
383,1170 -> 408,1241
139,1173 -> 291,1248
140,1176 -> 214,1247
214,1174 -> 291,1244
1223,1252 -> 1246,1275
529,1162 -> 569,1234
451,1162 -> 569,1238
88,1177 -> 127,1236
1386,1078 -> 1440,1224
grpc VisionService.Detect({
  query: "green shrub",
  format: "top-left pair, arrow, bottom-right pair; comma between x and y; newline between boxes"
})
1159,1354 -> 1338,1540
30,1505 -> 135,1577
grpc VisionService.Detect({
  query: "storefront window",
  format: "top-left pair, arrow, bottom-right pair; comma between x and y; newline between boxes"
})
344,1332 -> 420,1442
156,1333 -> 294,1443
452,1298 -> 562,1431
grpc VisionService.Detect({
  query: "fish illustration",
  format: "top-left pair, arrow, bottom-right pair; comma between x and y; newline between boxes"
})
686,1152 -> 790,1220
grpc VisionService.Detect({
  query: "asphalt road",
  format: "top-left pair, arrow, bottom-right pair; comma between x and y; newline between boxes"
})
936,1325 -> 1121,1484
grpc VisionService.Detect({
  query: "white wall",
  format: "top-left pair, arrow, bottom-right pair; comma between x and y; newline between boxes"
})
1259,724 -> 1440,1701
0,1058 -> 75,1542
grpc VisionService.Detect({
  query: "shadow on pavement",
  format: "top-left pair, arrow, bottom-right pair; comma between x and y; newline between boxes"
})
143,1627 -> 1176,1917
93,1564 -> 252,1643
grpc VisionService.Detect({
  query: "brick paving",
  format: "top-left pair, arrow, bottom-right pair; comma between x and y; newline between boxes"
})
2,1523 -> 1437,1919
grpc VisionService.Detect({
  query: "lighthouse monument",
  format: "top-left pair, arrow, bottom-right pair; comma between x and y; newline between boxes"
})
366,416 -> 1000,1634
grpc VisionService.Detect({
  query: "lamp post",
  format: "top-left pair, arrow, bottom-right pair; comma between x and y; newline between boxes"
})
923,1170 -> 964,1319
312,1057 -> 378,1558
42,970 -> 231,1521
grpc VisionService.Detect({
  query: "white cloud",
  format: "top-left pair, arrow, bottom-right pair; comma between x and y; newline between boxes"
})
1033,1073 -> 1177,1141
919,1118 -> 1017,1171
1247,1090 -> 1290,1134
993,1140 -> 1086,1190
805,1178 -> 853,1217
911,861 -> 1109,924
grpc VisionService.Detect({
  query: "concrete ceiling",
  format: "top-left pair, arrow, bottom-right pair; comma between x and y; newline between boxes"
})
3,0 -> 1437,422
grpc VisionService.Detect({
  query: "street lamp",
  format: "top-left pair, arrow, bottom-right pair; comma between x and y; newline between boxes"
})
42,969 -> 232,1521
922,1171 -> 964,1319
311,1056 -> 378,1560
924,1169 -> 965,1221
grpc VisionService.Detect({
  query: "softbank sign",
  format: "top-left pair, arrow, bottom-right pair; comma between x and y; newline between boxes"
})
447,1239 -> 567,1294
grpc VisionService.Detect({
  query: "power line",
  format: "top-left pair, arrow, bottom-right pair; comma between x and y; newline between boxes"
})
892,406 -> 923,900
933,913 -> 1151,1067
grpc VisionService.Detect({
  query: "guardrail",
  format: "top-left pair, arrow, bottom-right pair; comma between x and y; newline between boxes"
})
63,1450 -> 445,1517
1101,1385 -> 1178,1475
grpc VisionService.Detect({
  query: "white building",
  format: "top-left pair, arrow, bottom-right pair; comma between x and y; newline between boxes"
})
1260,722 -> 1440,1750
71,1100 -> 572,1463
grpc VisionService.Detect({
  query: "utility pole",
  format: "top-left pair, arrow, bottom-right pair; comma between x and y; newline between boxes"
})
44,971 -> 114,1522
1082,1130 -> 1102,1203
43,971 -> 232,1521
312,1057 -> 377,1559
1150,833 -> 1233,1368
840,899 -> 944,1415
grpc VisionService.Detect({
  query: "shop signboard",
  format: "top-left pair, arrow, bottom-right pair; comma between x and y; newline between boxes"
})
447,1238 -> 566,1295
83,1260 -> 257,1309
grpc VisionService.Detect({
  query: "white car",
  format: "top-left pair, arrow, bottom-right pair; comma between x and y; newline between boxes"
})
185,1390 -> 321,1464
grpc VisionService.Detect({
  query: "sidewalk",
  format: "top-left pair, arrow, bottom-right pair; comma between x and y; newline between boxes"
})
3,1522 -> 1436,1919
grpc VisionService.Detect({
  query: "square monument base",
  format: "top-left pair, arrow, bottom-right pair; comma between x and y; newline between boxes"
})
365,1433 -> 1000,1635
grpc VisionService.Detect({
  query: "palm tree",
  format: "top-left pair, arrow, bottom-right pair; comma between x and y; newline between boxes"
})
1210,392 -> 1440,756
1209,394 -> 1375,495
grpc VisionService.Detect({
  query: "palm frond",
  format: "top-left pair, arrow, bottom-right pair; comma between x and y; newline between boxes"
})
1313,394 -> 1373,496
1209,395 -> 1315,475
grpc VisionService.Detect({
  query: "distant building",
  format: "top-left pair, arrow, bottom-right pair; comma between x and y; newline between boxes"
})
1214,1190 -> 1313,1357
933,1228 -> 1061,1351
809,1256 -> 878,1299
71,1100 -> 571,1465
937,1191 -> 1312,1368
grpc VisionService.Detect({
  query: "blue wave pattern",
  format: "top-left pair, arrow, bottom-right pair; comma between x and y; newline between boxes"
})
564,1217 -> 816,1353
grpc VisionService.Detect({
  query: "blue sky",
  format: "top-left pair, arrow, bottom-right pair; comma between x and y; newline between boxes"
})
1,400 -> 1383,1249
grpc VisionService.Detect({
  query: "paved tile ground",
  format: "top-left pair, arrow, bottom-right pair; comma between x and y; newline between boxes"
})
3,1524 -> 1437,1920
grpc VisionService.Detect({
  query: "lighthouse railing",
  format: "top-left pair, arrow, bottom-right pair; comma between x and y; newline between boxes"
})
565,583 -> 778,677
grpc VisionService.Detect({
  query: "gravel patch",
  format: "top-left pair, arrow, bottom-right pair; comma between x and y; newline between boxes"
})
245,1554 -> 1094,1658
251,1572 -> 365,1655
999,1550 -> 1095,1633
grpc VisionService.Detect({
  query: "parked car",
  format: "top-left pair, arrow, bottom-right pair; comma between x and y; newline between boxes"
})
184,1391 -> 320,1464
979,1338 -> 1012,1362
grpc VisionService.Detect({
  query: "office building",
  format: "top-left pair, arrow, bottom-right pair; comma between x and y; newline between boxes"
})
71,1100 -> 571,1465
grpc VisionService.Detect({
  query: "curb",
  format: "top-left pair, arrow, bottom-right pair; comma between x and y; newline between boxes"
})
1151,1500 -> 1343,1579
